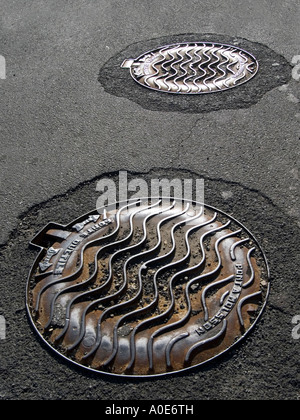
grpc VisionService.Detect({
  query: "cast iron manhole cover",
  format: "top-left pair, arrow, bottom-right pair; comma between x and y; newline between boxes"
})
121,42 -> 259,94
27,198 -> 269,377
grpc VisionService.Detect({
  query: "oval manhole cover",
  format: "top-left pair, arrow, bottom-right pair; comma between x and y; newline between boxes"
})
121,42 -> 259,94
27,198 -> 269,377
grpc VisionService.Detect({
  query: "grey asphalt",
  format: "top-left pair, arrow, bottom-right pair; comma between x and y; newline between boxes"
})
0,0 -> 299,401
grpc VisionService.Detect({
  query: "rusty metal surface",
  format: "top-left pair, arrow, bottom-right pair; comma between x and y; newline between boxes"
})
26,198 -> 269,377
121,42 -> 259,94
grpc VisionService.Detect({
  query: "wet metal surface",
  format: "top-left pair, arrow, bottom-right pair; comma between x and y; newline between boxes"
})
27,198 -> 269,377
121,42 -> 259,94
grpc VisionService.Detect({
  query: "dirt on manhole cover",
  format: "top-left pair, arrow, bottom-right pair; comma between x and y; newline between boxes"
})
121,42 -> 258,94
26,198 -> 269,377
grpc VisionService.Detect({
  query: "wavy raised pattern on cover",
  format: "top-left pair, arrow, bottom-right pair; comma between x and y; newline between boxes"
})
27,198 -> 269,377
49,200 -> 157,340
125,214 -> 229,371
45,201 -> 148,335
101,206 -> 205,366
81,200 -> 184,359
147,224 -> 240,370
34,201 -> 141,314
60,199 -> 163,349
122,42 -> 258,94
43,201 -> 144,328
184,320 -> 228,364
237,291 -> 262,328
243,247 -> 256,289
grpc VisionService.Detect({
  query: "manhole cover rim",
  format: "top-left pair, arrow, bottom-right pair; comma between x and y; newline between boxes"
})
26,197 -> 270,378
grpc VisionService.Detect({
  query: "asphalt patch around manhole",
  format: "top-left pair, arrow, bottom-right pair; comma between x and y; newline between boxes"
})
99,34 -> 292,114
0,168 -> 299,399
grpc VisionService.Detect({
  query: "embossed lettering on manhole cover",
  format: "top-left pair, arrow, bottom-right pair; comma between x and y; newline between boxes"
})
27,198 -> 269,377
121,42 -> 259,94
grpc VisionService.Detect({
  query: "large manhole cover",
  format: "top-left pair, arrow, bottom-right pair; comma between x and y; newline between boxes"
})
27,198 -> 269,377
121,42 -> 259,94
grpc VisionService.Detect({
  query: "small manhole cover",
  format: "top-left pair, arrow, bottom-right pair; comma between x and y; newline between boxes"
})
121,42 -> 259,94
27,198 -> 269,377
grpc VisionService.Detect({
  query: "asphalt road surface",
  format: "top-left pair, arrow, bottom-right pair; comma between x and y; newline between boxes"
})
0,0 -> 299,401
